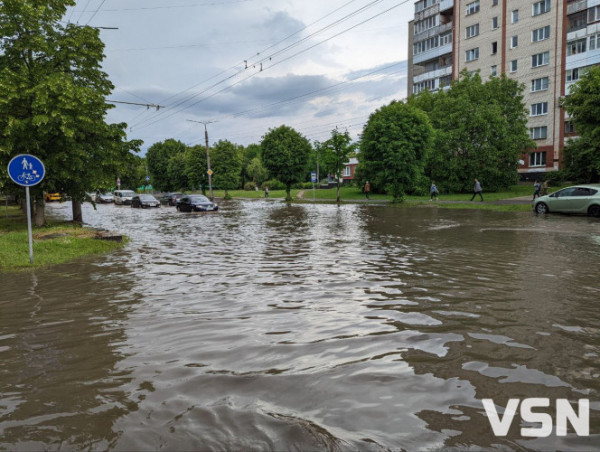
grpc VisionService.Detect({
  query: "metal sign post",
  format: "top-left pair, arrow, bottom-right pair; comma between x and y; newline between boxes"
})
7,154 -> 46,264
311,171 -> 317,202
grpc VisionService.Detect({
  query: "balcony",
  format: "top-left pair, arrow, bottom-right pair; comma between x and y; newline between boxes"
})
440,0 -> 454,12
414,21 -> 453,43
567,0 -> 587,15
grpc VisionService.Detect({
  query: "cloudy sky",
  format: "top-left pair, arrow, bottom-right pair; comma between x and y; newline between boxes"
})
66,0 -> 414,152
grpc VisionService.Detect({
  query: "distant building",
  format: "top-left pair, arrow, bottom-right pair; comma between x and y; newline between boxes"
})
343,158 -> 359,184
407,0 -> 600,179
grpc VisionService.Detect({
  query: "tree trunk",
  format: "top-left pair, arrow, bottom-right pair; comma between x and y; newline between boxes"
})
336,179 -> 341,203
285,184 -> 292,202
34,196 -> 45,227
72,200 -> 83,224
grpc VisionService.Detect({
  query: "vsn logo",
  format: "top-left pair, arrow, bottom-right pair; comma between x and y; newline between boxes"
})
482,399 -> 589,437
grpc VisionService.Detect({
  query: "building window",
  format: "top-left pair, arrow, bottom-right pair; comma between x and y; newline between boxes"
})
512,9 -> 519,23
531,77 -> 549,92
491,65 -> 497,76
565,67 -> 588,82
590,34 -> 600,50
466,1 -> 480,16
532,51 -> 550,68
510,59 -> 518,72
567,38 -> 587,56
589,6 -> 600,23
344,166 -> 351,177
530,126 -> 548,140
415,0 -> 441,13
532,0 -> 550,16
565,121 -> 576,134
466,24 -> 480,39
414,15 -> 439,34
492,41 -> 498,54
492,16 -> 499,29
492,0 -> 498,5
530,102 -> 548,116
530,152 -> 547,167
532,26 -> 551,42
466,47 -> 479,62
511,36 -> 518,48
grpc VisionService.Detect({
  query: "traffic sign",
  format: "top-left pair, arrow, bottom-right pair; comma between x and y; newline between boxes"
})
207,169 -> 213,176
7,154 -> 45,187
145,176 -> 150,182
311,171 -> 317,183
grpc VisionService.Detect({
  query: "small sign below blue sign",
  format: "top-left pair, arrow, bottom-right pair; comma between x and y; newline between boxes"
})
7,154 -> 45,187
311,171 -> 317,183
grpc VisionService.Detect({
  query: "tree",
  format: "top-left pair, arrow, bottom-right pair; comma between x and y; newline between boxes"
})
185,144 -> 208,193
246,156 -> 269,187
408,72 -> 533,193
357,100 -> 433,202
261,125 -> 311,201
146,139 -> 187,192
0,0 -> 141,224
317,129 -> 356,202
561,66 -> 600,183
240,144 -> 262,188
211,140 -> 242,199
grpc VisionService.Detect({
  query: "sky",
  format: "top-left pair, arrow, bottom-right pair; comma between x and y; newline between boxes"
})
65,0 -> 414,152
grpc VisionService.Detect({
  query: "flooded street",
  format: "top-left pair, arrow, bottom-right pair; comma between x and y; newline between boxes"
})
1,201 -> 599,450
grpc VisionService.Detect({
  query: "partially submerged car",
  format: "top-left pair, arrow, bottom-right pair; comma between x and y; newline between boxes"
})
533,184 -> 600,217
132,194 -> 160,208
176,195 -> 218,212
114,189 -> 136,205
97,192 -> 114,203
161,192 -> 184,206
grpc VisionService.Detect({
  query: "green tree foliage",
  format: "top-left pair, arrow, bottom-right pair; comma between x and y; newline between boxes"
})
561,66 -> 600,182
185,144 -> 208,193
240,144 -> 261,188
261,125 -> 311,201
357,101 -> 433,202
0,0 -> 141,223
247,156 -> 269,187
211,140 -> 242,199
146,139 -> 187,192
317,129 -> 356,202
167,152 -> 189,191
119,154 -> 147,191
408,72 -> 533,193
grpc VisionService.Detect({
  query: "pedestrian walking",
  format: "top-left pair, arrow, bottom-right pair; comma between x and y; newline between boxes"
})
364,181 -> 371,199
264,186 -> 269,198
533,180 -> 541,200
430,182 -> 439,201
470,178 -> 484,201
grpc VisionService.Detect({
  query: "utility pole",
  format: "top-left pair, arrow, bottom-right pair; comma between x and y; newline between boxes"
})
187,120 -> 216,200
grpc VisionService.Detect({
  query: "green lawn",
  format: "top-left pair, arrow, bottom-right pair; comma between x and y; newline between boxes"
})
0,205 -> 125,272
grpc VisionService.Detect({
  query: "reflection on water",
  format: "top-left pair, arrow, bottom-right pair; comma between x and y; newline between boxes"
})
1,201 -> 599,450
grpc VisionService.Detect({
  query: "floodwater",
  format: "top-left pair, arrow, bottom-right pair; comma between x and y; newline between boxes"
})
1,200 -> 599,451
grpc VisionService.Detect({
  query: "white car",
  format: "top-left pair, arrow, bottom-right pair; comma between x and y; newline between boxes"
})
113,189 -> 136,205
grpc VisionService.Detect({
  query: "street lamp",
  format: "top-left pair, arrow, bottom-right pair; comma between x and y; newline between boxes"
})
187,120 -> 216,200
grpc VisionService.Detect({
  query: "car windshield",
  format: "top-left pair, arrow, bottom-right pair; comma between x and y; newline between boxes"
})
139,195 -> 157,201
101,192 -> 112,196
120,191 -> 136,197
189,195 -> 210,203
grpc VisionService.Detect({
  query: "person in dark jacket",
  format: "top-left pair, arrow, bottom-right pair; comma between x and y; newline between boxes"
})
470,178 -> 484,201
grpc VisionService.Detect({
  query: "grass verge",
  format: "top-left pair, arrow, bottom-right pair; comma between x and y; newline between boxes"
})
0,205 -> 126,272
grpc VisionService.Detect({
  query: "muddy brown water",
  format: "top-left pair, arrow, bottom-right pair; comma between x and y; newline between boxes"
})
1,201 -> 599,451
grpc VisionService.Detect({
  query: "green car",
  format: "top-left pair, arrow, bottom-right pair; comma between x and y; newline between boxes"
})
533,184 -> 600,216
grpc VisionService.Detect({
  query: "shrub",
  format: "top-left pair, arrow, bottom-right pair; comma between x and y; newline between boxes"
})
544,170 -> 566,187
301,182 -> 314,189
262,179 -> 285,190
244,181 -> 257,191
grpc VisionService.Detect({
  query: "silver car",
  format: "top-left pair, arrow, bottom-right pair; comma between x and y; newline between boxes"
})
533,184 -> 600,216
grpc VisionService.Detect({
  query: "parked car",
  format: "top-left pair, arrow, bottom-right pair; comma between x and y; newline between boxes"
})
176,195 -> 218,212
533,184 -> 600,216
161,192 -> 184,206
131,194 -> 161,208
114,189 -> 136,205
97,192 -> 114,203
45,192 -> 62,202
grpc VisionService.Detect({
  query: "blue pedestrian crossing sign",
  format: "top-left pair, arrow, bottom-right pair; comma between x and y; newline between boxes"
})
7,154 -> 45,187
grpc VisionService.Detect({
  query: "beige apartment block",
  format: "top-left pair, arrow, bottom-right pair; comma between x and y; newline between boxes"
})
407,0 -> 600,177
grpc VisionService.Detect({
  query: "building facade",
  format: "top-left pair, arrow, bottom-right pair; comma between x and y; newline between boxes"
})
407,0 -> 600,177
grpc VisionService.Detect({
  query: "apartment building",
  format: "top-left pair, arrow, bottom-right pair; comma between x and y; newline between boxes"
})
407,0 -> 600,177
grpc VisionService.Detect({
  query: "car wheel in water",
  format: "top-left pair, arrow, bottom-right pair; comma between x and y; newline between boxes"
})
535,202 -> 549,214
588,205 -> 600,217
